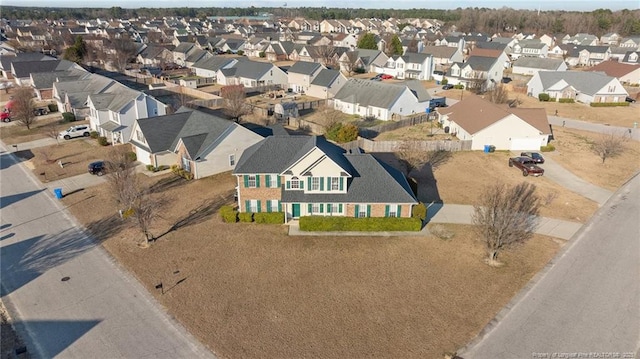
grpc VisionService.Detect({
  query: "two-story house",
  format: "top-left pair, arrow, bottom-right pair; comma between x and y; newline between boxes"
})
446,53 -> 509,91
384,52 -> 434,80
286,61 -> 324,93
233,135 -> 417,222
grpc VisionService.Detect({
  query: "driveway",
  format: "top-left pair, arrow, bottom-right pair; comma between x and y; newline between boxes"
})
550,115 -> 640,142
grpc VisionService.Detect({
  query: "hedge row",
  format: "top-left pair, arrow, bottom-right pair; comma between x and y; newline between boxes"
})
219,206 -> 285,224
590,102 -> 630,107
299,216 -> 422,232
540,144 -> 556,152
557,98 -> 575,103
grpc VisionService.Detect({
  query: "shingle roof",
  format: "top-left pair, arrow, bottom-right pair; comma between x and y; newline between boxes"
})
287,61 -> 322,75
334,78 -> 417,109
513,57 -> 566,70
421,45 -> 458,59
0,52 -> 55,71
463,56 -> 498,71
134,111 -> 191,153
12,59 -> 75,78
192,56 -> 237,71
586,61 -> 640,79
310,68 -> 341,87
537,71 -> 618,96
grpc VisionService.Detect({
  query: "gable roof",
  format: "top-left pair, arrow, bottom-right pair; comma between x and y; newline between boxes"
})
334,78 -> 426,108
421,45 -> 458,58
439,94 -> 549,135
192,56 -> 238,71
586,60 -> 640,79
310,68 -> 342,87
12,59 -> 76,78
468,48 -> 503,58
231,59 -> 276,79
537,71 -> 619,95
287,61 -> 323,75
463,55 -> 499,71
0,52 -> 55,71
513,57 -> 566,70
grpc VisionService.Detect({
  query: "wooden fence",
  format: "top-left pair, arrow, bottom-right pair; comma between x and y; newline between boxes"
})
340,137 -> 472,153
358,114 -> 433,139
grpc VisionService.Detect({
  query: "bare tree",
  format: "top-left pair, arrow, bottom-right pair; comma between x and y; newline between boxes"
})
46,120 -> 61,145
397,142 -> 428,177
12,86 -> 37,129
472,182 -> 541,265
591,131 -> 628,164
424,149 -> 452,169
221,84 -> 249,122
315,44 -> 337,68
130,189 -> 162,246
104,146 -> 139,212
340,52 -> 359,76
316,104 -> 344,132
486,83 -> 509,104
110,37 -> 139,72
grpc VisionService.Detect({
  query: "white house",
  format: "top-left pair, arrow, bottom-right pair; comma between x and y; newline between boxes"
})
512,57 -> 568,76
306,68 -> 347,99
216,58 -> 288,89
438,94 -> 551,151
384,52 -> 434,80
333,79 -> 430,121
527,71 -> 629,104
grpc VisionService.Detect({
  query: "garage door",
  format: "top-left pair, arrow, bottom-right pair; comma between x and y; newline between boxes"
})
135,146 -> 152,165
510,138 -> 542,151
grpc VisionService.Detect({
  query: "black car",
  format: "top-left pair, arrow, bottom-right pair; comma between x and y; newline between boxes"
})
501,77 -> 512,83
88,161 -> 106,176
442,84 -> 454,90
625,96 -> 636,103
520,152 -> 545,164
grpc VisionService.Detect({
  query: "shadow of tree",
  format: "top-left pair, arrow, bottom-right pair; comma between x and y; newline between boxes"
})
155,189 -> 234,240
149,175 -> 186,194
85,214 -> 131,243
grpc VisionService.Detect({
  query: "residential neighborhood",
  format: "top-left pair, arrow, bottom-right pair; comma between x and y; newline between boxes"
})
0,4 -> 639,359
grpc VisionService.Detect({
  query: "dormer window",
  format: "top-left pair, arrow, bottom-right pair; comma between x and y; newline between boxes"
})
290,177 -> 300,189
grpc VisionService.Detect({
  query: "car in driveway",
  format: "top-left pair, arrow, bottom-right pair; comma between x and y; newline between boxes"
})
1,111 -> 10,122
520,151 -> 545,164
88,160 -> 107,176
625,96 -> 636,103
59,125 -> 90,140
33,107 -> 49,116
508,156 -> 545,177
380,74 -> 393,80
442,84 -> 454,90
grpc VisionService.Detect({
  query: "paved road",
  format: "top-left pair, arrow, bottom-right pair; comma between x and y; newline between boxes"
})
457,173 -> 640,359
0,144 -> 215,358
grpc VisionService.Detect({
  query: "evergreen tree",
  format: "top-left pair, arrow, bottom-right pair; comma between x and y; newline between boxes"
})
357,33 -> 378,50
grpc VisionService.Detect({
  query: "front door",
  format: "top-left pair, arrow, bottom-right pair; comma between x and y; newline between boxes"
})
292,203 -> 300,218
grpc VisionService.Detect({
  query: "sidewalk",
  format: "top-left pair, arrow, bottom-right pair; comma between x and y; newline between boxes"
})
549,115 -> 639,141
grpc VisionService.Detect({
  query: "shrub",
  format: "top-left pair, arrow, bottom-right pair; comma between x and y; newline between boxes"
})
97,136 -> 108,146
254,212 -> 285,224
441,78 -> 448,85
236,50 -> 244,56
412,202 -> 428,220
336,123 -> 359,143
238,212 -> 253,223
146,164 -> 156,172
538,93 -> 551,102
61,112 -> 76,122
353,67 -> 366,74
90,131 -> 99,139
540,144 -> 556,152
590,102 -> 630,107
125,151 -> 137,162
453,84 -> 464,89
258,51 -> 266,58
170,164 -> 179,172
325,122 -> 343,142
558,98 -> 575,103
47,104 -> 58,112
219,205 -> 238,223
299,216 -> 422,232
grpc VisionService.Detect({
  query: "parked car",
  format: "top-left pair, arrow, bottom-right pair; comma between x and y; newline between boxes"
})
33,107 -> 49,116
442,84 -> 454,90
88,160 -> 106,176
59,125 -> 90,140
1,111 -> 10,122
520,151 -> 545,164
625,96 -> 636,103
508,156 -> 544,177
501,77 -> 512,84
380,74 -> 393,80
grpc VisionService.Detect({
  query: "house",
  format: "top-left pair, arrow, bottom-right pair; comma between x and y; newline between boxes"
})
438,94 -> 551,151
216,58 -> 288,89
87,83 -> 167,145
511,40 -> 548,59
600,32 -> 622,46
621,51 -> 640,65
191,56 -> 240,79
586,61 -> 640,85
383,52 -> 434,80
306,68 -> 347,99
332,33 -> 358,50
11,59 -> 80,86
0,52 -> 56,80
446,53 -> 509,91
53,74 -> 114,119
30,69 -> 87,100
333,79 -> 431,121
338,49 -> 388,74
421,45 -> 464,69
136,45 -> 174,68
172,42 -> 197,66
618,37 -> 640,48
286,61 -> 324,93
527,71 -> 629,104
563,45 -> 611,66
512,57 -> 568,76
232,135 -> 417,222
130,107 -> 264,178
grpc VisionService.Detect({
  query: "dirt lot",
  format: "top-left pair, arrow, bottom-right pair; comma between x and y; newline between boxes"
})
61,171 -> 560,359
24,139 -> 116,182
546,127 -> 640,190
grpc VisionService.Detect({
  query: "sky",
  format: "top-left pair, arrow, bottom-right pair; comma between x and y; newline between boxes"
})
2,0 -> 639,11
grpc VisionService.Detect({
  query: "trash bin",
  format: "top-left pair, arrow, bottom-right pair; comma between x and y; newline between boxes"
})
444,126 -> 450,133
483,145 -> 490,153
53,188 -> 63,199
489,145 -> 496,153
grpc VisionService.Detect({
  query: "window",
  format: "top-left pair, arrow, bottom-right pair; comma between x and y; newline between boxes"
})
269,200 -> 279,212
312,203 -> 320,214
247,199 -> 259,212
357,207 -> 367,218
311,177 -> 320,191
268,174 -> 279,188
331,177 -> 340,190
388,205 -> 397,218
290,178 -> 300,189
136,130 -> 145,143
229,154 -> 235,166
326,203 -> 333,213
247,175 -> 256,187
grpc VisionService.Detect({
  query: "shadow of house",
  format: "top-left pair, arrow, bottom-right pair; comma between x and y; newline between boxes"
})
10,320 -> 101,358
1,150 -> 33,170
0,189 -> 45,210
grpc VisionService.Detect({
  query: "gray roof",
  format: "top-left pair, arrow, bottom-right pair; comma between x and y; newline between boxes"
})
462,56 -> 498,71
351,49 -> 384,66
192,56 -> 237,71
12,59 -> 75,78
513,57 -> 565,70
421,45 -> 458,59
31,69 -> 85,89
400,52 -> 431,64
0,52 -> 55,71
287,61 -> 322,75
538,71 -> 618,96
333,78 -> 425,109
173,42 -> 195,54
133,107 -> 237,159
231,59 -> 274,79
185,48 -> 210,63
234,135 -> 416,204
310,68 -> 341,87
405,80 -> 431,102
475,41 -> 508,50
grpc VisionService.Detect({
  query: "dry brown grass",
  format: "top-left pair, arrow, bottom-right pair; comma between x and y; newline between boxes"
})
431,151 -> 598,222
62,172 -> 561,359
547,127 -> 640,190
374,122 -> 453,141
26,140 -> 120,182
0,114 -> 71,145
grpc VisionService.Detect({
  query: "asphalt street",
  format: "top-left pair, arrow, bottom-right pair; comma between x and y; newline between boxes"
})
0,144 -> 215,358
458,173 -> 640,358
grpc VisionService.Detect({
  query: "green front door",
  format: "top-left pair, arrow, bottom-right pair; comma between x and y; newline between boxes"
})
292,203 -> 300,218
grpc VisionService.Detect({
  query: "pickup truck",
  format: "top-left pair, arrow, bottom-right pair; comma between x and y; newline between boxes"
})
429,97 -> 447,109
508,156 -> 544,177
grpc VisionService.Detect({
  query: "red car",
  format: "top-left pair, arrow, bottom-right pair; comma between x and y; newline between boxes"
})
508,156 -> 544,177
1,111 -> 10,122
380,74 -> 393,80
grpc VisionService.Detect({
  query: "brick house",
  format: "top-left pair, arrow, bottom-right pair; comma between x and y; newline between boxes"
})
233,135 -> 417,222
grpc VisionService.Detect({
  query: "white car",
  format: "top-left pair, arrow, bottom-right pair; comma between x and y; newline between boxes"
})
59,125 -> 90,140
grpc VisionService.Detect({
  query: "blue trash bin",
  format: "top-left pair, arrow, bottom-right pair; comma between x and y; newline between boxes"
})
483,145 -> 490,153
53,188 -> 63,199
